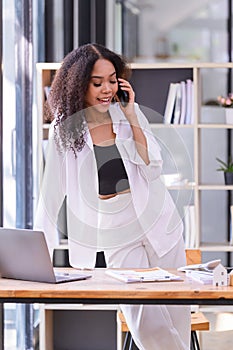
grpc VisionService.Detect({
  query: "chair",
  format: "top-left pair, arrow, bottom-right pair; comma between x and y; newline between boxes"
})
116,249 -> 210,350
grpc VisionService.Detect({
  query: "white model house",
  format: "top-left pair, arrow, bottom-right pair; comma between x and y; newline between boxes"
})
213,264 -> 228,286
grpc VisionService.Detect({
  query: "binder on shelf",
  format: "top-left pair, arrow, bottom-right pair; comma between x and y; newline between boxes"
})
185,79 -> 194,124
183,205 -> 196,248
189,205 -> 196,247
173,83 -> 182,124
162,173 -> 187,187
230,205 -> 233,245
179,81 -> 187,124
183,205 -> 190,248
163,82 -> 178,124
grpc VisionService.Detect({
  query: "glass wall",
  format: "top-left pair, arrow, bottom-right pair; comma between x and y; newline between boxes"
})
120,0 -> 230,63
2,0 -> 41,348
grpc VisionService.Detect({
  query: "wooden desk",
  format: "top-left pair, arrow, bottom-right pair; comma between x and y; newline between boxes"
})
2,268 -> 233,350
1,268 -> 233,305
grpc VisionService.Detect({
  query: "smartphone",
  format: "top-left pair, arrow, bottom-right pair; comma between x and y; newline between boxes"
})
117,85 -> 129,107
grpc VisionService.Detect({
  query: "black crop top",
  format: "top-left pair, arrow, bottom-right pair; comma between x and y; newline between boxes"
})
93,143 -> 130,195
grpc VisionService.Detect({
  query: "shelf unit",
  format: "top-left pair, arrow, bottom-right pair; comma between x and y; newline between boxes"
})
36,62 -> 233,259
39,304 -> 119,350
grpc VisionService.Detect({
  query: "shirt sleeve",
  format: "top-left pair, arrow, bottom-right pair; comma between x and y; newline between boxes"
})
122,103 -> 163,182
34,126 -> 66,259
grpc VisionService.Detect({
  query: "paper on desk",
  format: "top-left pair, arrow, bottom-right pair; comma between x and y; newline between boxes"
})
105,268 -> 183,283
185,270 -> 213,285
177,259 -> 221,273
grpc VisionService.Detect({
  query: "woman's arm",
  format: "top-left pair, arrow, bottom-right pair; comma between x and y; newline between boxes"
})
129,116 -> 150,165
117,78 -> 150,164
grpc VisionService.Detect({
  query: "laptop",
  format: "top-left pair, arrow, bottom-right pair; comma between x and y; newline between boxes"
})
0,227 -> 92,284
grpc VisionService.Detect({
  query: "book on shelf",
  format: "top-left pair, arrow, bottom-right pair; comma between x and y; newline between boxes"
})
179,81 -> 187,124
161,173 -> 188,187
184,79 -> 194,124
189,205 -> 196,247
230,205 -> 233,245
163,83 -> 178,124
183,205 -> 196,248
105,268 -> 183,283
173,83 -> 182,124
183,205 -> 190,248
163,80 -> 194,125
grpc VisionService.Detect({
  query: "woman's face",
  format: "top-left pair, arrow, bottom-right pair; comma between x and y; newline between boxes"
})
85,58 -> 118,113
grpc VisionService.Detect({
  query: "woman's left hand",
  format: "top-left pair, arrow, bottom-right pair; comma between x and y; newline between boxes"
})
116,78 -> 138,124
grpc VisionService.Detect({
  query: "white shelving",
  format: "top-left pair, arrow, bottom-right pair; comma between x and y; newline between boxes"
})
39,304 -> 119,350
36,62 -> 233,257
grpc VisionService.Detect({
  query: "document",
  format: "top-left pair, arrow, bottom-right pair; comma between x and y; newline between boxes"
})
105,268 -> 183,283
185,270 -> 213,285
177,259 -> 221,273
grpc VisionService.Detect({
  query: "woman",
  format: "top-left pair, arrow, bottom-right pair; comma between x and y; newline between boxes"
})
35,43 -> 190,349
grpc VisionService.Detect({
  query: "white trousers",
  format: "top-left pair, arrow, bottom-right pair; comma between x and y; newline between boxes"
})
98,193 -> 191,350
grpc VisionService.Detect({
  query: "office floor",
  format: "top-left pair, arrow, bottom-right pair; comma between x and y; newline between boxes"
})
4,311 -> 233,349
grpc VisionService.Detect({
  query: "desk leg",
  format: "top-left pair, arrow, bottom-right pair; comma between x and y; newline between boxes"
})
40,307 -> 53,350
0,304 -> 3,350
45,310 -> 53,350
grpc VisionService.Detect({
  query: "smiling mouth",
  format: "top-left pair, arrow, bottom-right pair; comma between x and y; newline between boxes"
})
97,97 -> 112,104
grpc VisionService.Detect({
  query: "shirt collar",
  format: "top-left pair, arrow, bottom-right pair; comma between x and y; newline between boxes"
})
109,103 -> 126,134
85,103 -> 126,149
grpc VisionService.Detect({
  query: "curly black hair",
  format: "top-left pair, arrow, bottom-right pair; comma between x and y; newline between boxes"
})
45,43 -> 131,157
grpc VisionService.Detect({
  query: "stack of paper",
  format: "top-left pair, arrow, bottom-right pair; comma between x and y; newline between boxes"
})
185,270 -> 213,285
177,259 -> 221,285
177,259 -> 221,273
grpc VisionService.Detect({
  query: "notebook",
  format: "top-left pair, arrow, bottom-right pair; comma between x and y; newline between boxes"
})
0,227 -> 92,284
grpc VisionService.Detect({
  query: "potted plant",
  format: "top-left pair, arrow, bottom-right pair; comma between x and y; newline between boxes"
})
216,156 -> 233,185
217,93 -> 233,124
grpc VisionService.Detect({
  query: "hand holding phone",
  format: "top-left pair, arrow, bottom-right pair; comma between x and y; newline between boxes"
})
117,85 -> 129,107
